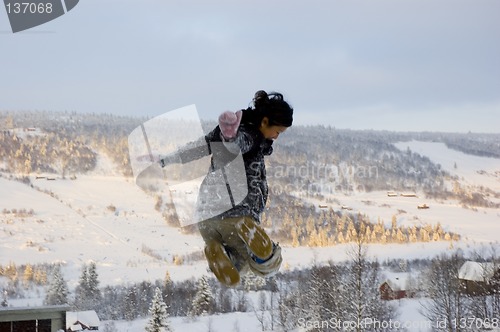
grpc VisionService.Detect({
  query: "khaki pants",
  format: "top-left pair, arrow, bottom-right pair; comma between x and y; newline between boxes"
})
198,216 -> 282,277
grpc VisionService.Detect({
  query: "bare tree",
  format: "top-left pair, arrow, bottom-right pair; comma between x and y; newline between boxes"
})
421,252 -> 471,332
275,278 -> 301,331
253,291 -> 268,331
299,222 -> 396,332
342,227 -> 396,332
468,244 -> 500,325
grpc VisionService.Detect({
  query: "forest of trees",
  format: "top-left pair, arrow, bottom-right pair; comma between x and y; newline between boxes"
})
2,111 -> 498,205
2,110 -> 498,251
0,111 -> 141,176
259,195 -> 460,247
2,243 -> 499,331
1,111 -> 499,330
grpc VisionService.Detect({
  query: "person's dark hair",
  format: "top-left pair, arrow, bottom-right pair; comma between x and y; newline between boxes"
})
242,90 -> 293,127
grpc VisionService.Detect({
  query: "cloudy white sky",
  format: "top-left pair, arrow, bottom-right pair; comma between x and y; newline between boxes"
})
1,0 -> 499,132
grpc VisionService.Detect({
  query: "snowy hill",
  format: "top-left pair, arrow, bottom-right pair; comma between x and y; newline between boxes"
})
395,140 -> 500,192
0,172 -> 206,287
1,116 -> 499,331
2,141 -> 498,286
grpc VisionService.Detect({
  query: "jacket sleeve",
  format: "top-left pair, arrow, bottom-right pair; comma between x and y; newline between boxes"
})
159,135 -> 211,167
159,125 -> 259,167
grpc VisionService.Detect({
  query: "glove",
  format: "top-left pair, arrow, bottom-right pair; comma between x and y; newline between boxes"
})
218,110 -> 242,140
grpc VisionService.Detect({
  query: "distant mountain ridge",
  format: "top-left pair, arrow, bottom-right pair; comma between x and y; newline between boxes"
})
1,110 -> 499,195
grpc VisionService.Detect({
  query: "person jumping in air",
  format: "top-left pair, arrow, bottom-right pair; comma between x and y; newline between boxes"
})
146,90 -> 293,286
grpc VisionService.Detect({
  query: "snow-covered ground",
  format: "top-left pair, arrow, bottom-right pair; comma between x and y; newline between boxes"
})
395,140 -> 500,192
104,298 -> 434,332
295,140 -> 500,248
302,188 -> 500,244
1,142 -> 499,331
104,312 -> 266,332
0,173 -> 206,287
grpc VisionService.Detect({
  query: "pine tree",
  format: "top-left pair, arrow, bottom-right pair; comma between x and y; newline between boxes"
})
145,287 -> 172,332
23,264 -> 34,288
123,288 -> 138,321
34,268 -> 47,285
44,265 -> 69,305
163,271 -> 173,310
76,263 -> 89,302
291,227 -> 300,247
190,276 -> 214,316
87,262 -> 102,306
75,262 -> 102,310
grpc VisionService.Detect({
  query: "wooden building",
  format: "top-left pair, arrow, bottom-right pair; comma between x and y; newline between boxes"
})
380,273 -> 416,301
458,261 -> 500,296
0,305 -> 69,332
66,310 -> 100,331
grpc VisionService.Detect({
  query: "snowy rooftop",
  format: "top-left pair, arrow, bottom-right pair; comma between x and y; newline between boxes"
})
66,310 -> 100,329
381,272 -> 412,291
458,261 -> 498,282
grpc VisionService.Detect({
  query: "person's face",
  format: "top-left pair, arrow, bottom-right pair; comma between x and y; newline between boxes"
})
259,117 -> 288,141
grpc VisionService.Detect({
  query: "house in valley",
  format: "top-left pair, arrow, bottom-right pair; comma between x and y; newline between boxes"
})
458,261 -> 500,296
380,273 -> 416,300
66,310 -> 100,331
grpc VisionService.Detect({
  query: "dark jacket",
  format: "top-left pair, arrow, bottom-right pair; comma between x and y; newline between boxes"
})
172,123 -> 273,223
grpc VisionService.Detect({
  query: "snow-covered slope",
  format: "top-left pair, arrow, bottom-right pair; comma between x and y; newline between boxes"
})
0,155 -> 210,286
2,142 -> 500,288
395,140 -> 500,192
1,142 -> 499,332
295,141 -> 500,247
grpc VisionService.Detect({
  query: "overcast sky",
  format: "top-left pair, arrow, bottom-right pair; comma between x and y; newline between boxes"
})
1,0 -> 499,132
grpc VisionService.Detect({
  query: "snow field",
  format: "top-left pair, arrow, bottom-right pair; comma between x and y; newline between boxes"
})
1,141 -> 499,331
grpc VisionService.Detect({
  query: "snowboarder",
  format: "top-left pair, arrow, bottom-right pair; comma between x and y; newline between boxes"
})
144,90 -> 293,286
